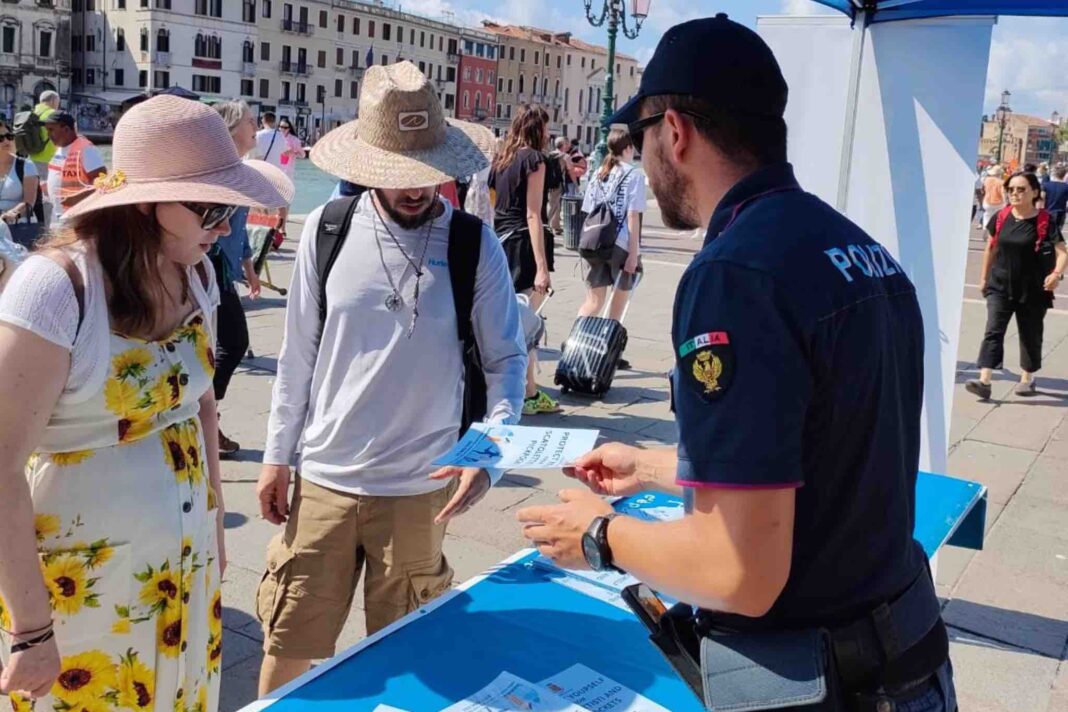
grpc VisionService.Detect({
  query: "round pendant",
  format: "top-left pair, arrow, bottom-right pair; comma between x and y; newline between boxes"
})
385,292 -> 403,312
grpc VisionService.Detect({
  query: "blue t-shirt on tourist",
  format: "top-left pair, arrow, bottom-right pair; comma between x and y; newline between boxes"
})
214,207 -> 252,288
1042,178 -> 1068,217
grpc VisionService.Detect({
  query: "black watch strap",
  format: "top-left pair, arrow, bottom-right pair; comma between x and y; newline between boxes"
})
599,512 -> 622,572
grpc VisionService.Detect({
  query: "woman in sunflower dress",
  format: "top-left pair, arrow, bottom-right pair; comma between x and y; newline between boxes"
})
0,96 -> 292,712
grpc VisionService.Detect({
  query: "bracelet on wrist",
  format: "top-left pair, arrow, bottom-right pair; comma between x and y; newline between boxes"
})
2,619 -> 54,639
9,628 -> 55,654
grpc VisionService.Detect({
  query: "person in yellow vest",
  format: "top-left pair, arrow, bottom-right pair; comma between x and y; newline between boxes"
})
43,111 -> 107,223
29,90 -> 59,176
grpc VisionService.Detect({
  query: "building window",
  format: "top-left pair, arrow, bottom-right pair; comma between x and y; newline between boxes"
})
567,54 -> 572,66
155,0 -> 170,7
498,77 -> 503,92
369,21 -> 375,39
438,36 -> 443,52
319,10 -> 327,28
557,55 -> 561,68
350,80 -> 358,98
194,33 -> 221,60
564,87 -> 569,111
334,78 -> 341,97
444,94 -> 454,110
260,78 -> 269,97
337,14 -> 344,33
381,54 -> 387,65
509,46 -> 514,61
474,91 -> 481,110
116,0 -> 126,7
157,29 -> 170,52
419,31 -> 424,48
630,65 -> 635,76
382,23 -> 391,41
475,68 -> 482,83
518,75 -> 524,94
534,51 -> 539,66
581,57 -> 586,68
397,24 -> 404,43
242,40 -> 254,62
260,41 -> 271,61
194,0 -> 222,17
410,29 -> 415,44
114,68 -> 124,86
353,17 -> 360,35
335,47 -> 342,65
554,80 -> 559,98
280,80 -> 291,101
520,48 -> 525,63
507,78 -> 513,94
73,35 -> 83,52
296,82 -> 305,103
262,0 -> 271,18
86,34 -> 97,53
542,78 -> 548,96
351,49 -> 358,67
496,103 -> 501,118
154,70 -> 169,88
591,58 -> 596,70
192,74 -> 221,94
462,66 -> 469,81
463,91 -> 469,109
446,66 -> 455,82
317,50 -> 325,68
116,28 -> 125,51
139,27 -> 148,51
241,79 -> 254,96
139,69 -> 148,87
86,69 -> 96,86
242,0 -> 255,22
38,28 -> 53,58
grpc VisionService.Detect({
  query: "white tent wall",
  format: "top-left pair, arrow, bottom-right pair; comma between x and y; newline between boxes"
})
758,15 -> 996,474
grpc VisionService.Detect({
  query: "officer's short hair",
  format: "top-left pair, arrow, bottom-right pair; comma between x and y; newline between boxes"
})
643,94 -> 787,168
1055,165 -> 1068,180
262,111 -> 277,125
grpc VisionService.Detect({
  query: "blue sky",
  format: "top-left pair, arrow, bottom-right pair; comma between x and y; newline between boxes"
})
399,0 -> 1068,121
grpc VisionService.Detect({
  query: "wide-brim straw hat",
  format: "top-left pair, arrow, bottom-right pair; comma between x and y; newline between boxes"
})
64,95 -> 294,220
312,61 -> 494,189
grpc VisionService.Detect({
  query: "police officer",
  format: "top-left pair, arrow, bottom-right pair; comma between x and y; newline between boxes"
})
517,15 -> 955,712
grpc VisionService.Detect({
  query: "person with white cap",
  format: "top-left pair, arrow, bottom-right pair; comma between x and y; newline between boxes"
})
0,95 -> 292,711
254,60 -> 526,694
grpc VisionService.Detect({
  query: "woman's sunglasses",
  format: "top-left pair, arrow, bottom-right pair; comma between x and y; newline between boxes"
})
0,133 -> 14,142
180,202 -> 238,230
627,109 -> 711,154
279,125 -> 291,130
1006,186 -> 1032,195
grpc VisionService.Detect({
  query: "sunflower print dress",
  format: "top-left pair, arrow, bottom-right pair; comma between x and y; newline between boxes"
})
1,310 -> 222,712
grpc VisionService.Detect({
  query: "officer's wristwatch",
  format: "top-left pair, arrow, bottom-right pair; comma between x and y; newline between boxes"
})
582,513 -> 622,572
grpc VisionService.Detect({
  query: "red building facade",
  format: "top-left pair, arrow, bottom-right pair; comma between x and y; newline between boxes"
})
456,29 -> 498,125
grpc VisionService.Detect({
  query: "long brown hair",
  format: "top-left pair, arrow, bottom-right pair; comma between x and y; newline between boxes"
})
492,104 -> 548,174
41,204 -> 189,337
597,128 -> 633,181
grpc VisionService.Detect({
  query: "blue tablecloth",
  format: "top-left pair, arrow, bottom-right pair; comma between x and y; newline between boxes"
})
244,472 -> 986,712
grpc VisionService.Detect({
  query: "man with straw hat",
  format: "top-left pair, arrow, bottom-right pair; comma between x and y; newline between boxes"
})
255,61 -> 526,693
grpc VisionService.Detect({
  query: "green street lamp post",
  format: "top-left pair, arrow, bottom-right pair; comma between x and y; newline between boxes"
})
995,89 -> 1011,164
584,0 -> 651,171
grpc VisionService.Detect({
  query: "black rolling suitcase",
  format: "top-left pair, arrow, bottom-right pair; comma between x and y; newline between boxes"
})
554,276 -> 639,397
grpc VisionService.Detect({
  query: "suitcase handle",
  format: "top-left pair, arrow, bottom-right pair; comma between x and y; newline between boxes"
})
602,271 -> 642,324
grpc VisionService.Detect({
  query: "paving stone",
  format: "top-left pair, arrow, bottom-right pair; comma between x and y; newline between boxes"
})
946,440 -> 1037,505
1018,456 -> 1068,505
1043,418 -> 1068,461
222,627 -> 265,672
219,655 -> 263,712
947,627 -> 1060,712
968,401 -> 1066,452
1048,661 -> 1068,712
945,557 -> 1068,657
934,544 -> 976,592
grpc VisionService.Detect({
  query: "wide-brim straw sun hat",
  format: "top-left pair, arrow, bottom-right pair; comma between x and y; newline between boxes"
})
312,61 -> 494,189
64,95 -> 294,220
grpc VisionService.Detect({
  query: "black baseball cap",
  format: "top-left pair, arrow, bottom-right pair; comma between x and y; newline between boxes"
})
44,110 -> 76,128
608,13 -> 788,127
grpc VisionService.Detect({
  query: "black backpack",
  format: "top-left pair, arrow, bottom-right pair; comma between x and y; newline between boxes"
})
544,151 -> 565,192
14,157 -> 45,223
13,111 -> 46,157
578,168 -> 633,259
314,197 -> 487,436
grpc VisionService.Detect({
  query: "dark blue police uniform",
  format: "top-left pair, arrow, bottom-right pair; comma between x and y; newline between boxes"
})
609,13 -> 955,710
672,163 -> 954,706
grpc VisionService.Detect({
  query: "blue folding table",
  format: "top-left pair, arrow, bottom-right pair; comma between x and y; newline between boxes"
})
240,472 -> 986,712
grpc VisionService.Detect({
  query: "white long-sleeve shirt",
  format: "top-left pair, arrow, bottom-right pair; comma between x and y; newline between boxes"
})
263,194 -> 527,496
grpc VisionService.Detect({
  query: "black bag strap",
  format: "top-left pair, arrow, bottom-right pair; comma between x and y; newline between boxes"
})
448,210 -> 486,435
264,128 -> 279,161
13,158 -> 44,223
448,210 -> 483,344
315,195 -> 361,323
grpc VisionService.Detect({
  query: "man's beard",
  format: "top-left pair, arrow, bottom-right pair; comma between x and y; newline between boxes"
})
647,147 -> 701,231
375,189 -> 440,230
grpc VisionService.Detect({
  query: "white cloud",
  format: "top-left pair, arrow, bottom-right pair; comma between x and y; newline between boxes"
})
984,17 -> 1068,120
779,0 -> 832,15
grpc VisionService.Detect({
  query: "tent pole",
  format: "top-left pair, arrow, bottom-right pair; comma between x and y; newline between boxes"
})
836,8 -> 869,213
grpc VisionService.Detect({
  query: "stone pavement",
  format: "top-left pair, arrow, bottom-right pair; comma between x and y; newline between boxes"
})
212,209 -> 1067,712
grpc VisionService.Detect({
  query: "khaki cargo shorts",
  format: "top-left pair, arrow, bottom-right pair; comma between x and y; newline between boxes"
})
256,476 -> 457,659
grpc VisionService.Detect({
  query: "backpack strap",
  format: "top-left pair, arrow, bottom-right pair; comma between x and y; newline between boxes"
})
41,248 -> 85,337
315,195 -> 362,323
992,205 -> 1014,248
448,210 -> 486,435
194,260 -> 210,291
1036,209 -> 1051,253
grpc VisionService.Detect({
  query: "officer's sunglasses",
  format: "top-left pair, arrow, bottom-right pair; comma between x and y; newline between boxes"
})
628,109 -> 711,154
180,202 -> 238,230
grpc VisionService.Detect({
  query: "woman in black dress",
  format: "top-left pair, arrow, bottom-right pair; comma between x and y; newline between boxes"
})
489,104 -> 559,415
967,171 -> 1068,399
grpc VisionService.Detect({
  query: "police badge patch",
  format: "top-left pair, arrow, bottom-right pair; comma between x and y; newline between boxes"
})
678,331 -> 733,401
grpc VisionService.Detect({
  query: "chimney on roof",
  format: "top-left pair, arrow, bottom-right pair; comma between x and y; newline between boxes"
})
553,32 -> 572,42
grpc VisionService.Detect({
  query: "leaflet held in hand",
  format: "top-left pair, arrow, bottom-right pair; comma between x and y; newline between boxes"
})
433,425 -> 599,470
